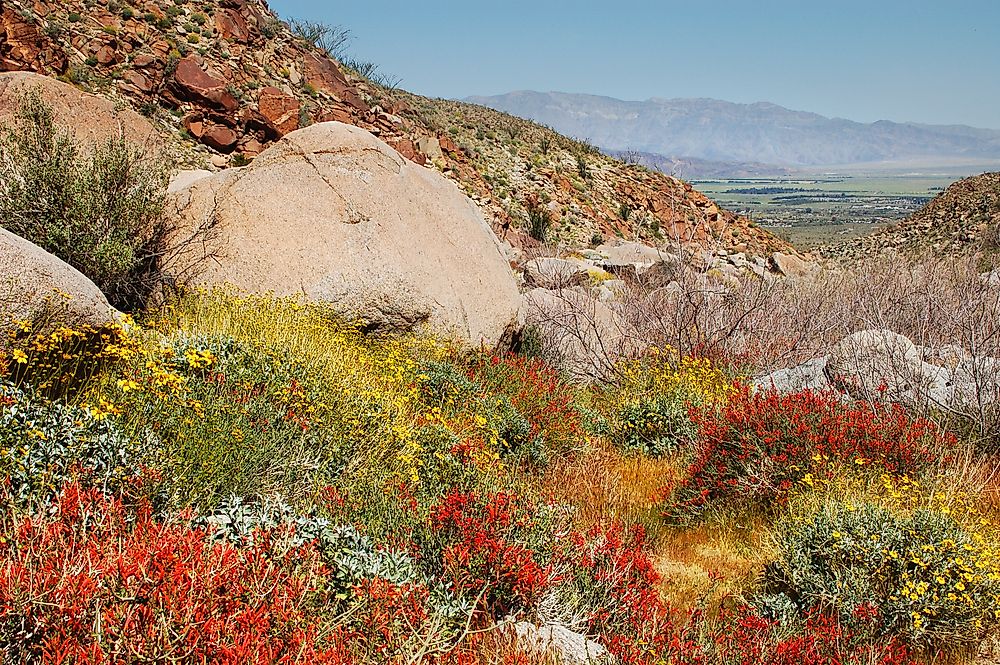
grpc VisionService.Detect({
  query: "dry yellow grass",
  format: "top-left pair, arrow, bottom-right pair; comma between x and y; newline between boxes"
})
540,443 -> 773,614
540,443 -> 681,534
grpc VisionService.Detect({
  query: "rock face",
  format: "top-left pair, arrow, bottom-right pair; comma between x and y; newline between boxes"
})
168,56 -> 239,113
166,122 -> 520,345
770,251 -> 814,278
754,357 -> 830,393
0,227 -> 117,332
0,71 -> 161,148
0,7 -> 67,73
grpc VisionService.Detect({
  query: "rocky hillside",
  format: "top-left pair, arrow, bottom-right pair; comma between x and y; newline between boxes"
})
0,0 -> 792,257
823,172 -> 1000,259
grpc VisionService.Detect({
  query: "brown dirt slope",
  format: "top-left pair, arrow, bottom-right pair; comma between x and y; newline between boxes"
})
822,172 -> 1000,260
0,0 -> 794,257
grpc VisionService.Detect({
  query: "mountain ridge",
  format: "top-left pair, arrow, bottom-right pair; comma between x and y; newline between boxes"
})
466,91 -> 1000,167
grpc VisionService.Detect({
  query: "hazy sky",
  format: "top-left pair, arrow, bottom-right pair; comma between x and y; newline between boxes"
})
268,1 -> 1000,129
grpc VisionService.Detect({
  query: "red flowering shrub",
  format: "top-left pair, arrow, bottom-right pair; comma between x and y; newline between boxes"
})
467,354 -> 585,456
337,578 -> 436,663
708,606 -> 918,665
427,490 -> 550,610
427,490 -> 552,618
665,386 -> 950,518
0,482 -> 347,664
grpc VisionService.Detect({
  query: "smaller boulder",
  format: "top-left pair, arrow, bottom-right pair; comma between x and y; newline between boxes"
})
524,257 -> 592,289
981,270 -> 1000,288
169,56 -> 239,113
951,357 -> 1000,409
513,623 -> 610,665
258,86 -> 300,137
770,251 -> 813,278
521,287 -> 636,380
0,228 -> 117,335
754,357 -> 830,393
826,329 -> 944,405
596,240 -> 667,266
416,136 -> 443,161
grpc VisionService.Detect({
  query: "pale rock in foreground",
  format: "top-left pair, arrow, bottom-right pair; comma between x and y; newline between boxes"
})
521,287 -> 635,380
513,622 -> 611,665
165,122 -> 520,345
0,227 -> 118,333
754,357 -> 830,393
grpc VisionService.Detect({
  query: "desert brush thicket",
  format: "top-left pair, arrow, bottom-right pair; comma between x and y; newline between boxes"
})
1,97 -> 999,665
1,284 -> 998,665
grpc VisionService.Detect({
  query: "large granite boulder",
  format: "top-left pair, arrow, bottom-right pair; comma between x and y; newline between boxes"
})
165,122 -> 520,346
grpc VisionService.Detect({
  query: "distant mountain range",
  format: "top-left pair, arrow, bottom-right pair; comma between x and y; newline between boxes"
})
603,151 -> 794,180
466,91 -> 1000,170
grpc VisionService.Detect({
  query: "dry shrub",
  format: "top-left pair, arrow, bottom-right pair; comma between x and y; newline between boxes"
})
621,253 -> 999,372
533,252 -> 1000,443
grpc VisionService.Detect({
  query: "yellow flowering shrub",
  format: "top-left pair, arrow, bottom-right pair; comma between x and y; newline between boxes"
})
71,289 -> 440,510
601,346 -> 737,456
613,346 -> 737,407
2,313 -> 142,398
761,501 -> 1000,650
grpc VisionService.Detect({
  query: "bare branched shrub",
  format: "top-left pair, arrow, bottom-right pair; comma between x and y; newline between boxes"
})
287,18 -> 351,60
340,59 -> 403,91
529,250 -> 1000,446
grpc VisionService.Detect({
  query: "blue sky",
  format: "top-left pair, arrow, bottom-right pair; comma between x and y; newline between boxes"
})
268,1 -> 1000,129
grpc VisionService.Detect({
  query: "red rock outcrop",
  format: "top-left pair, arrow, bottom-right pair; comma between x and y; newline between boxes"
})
257,86 -> 299,137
